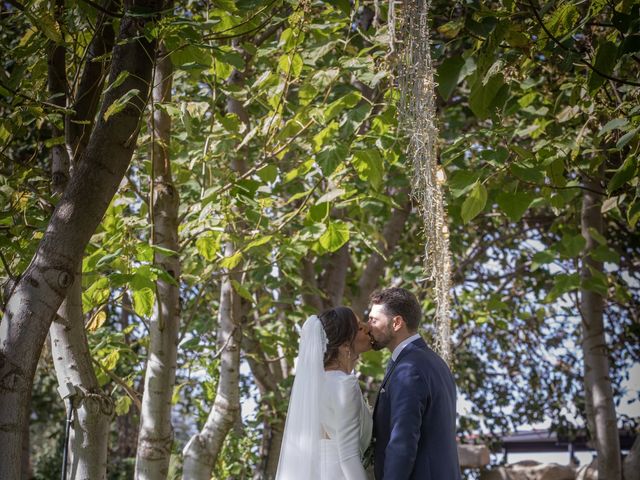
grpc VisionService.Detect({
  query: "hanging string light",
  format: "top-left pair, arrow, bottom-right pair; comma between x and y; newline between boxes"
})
390,0 -> 452,364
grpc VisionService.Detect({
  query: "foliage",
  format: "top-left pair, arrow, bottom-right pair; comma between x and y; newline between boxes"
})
0,0 -> 638,476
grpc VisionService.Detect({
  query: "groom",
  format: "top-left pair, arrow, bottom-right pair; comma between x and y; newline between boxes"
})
368,287 -> 461,479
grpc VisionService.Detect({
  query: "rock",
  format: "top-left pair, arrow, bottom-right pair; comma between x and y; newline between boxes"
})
480,461 -> 576,480
458,444 -> 491,468
576,459 -> 597,480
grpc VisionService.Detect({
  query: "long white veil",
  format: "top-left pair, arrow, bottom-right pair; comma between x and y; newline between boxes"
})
275,315 -> 327,479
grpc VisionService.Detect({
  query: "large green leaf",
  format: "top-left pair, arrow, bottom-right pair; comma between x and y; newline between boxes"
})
324,91 -> 361,122
317,144 -> 348,176
469,73 -> 506,119
545,274 -> 580,303
496,191 -> 536,221
587,41 -> 619,95
319,221 -> 350,252
461,181 -> 487,223
608,155 -> 638,193
132,287 -> 155,319
352,149 -> 383,189
437,56 -> 465,101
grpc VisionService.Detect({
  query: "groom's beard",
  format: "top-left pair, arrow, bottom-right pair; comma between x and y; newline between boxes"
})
370,322 -> 393,351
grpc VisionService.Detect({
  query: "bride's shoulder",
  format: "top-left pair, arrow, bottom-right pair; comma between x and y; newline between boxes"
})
324,371 -> 360,394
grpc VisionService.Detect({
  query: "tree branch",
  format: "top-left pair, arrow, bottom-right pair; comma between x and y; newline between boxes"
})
528,0 -> 640,88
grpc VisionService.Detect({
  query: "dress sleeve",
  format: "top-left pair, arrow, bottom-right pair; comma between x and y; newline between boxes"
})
334,375 -> 368,480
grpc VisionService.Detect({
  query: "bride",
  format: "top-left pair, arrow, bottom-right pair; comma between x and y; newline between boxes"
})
275,306 -> 373,480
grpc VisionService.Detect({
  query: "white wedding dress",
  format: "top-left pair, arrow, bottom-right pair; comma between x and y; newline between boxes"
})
275,316 -> 372,480
319,371 -> 372,480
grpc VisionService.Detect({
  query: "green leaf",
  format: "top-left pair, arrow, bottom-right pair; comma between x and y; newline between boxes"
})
598,118 -> 628,137
627,196 -> 640,228
257,164 -> 278,183
196,235 -> 220,261
545,273 -> 580,303
220,251 -> 243,269
607,156 -> 637,193
437,18 -> 464,38
616,128 -> 638,149
319,221 -> 350,252
132,287 -> 155,318
317,144 -> 347,176
115,395 -> 132,416
587,41 -> 619,95
436,56 -> 465,101
33,12 -> 63,43
531,250 -> 555,271
245,235 -> 273,250
511,164 -> 545,184
231,279 -> 254,303
461,181 -> 487,223
352,149 -> 383,189
581,269 -> 609,297
324,91 -> 361,122
308,202 -> 329,222
171,45 -> 213,69
102,350 -> 120,371
559,233 -> 586,258
587,227 -> 607,246
449,170 -> 481,198
278,53 -> 303,77
591,245 -> 620,264
103,89 -> 140,122
496,191 -> 536,221
469,74 -> 506,119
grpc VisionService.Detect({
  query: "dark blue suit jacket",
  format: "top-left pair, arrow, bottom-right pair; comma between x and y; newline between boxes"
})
373,338 -> 461,479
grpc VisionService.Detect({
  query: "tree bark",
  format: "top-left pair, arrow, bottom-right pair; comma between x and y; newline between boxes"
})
243,331 -> 284,480
135,41 -> 181,480
182,243 -> 242,479
47,3 -> 117,476
350,197 -> 411,317
66,1 -> 115,162
623,434 -> 640,480
580,171 -> 621,479
51,274 -> 114,480
319,243 -> 350,309
0,2 -> 162,477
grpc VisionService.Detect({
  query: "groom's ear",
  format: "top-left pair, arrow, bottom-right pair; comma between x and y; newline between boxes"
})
392,315 -> 405,331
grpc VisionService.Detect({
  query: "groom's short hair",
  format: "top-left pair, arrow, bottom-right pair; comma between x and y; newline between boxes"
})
370,287 -> 421,332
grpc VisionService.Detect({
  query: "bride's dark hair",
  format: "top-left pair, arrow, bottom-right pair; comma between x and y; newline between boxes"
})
319,306 -> 359,367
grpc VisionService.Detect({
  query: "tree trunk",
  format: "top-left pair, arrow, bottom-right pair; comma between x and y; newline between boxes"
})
47,3 -> 117,476
51,274 -> 114,480
135,41 -> 181,480
580,171 -> 621,479
0,2 -> 162,476
623,434 -> 640,480
182,244 -> 242,479
243,331 -> 284,480
350,197 -> 411,316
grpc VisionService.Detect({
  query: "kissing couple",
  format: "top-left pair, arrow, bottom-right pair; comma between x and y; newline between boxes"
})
275,287 -> 462,480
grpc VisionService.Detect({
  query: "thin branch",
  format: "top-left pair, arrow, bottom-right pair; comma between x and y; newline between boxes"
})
528,0 -> 640,88
78,0 -> 123,18
0,251 -> 14,279
91,358 -> 142,411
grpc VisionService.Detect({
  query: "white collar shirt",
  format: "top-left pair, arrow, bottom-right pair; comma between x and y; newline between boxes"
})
391,333 -> 422,362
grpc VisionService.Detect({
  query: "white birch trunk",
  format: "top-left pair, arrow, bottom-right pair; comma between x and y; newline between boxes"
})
0,4 -> 162,476
580,172 -> 622,479
51,273 -> 114,480
182,242 -> 242,479
135,43 -> 181,480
